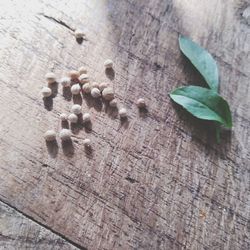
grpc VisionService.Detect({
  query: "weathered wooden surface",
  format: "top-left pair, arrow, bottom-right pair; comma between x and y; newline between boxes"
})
0,201 -> 78,250
0,0 -> 249,249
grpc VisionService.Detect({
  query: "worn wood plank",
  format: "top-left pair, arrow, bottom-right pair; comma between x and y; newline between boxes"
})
0,0 -> 249,249
0,201 -> 79,250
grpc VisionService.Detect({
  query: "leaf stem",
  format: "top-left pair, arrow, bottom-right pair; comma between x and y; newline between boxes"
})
215,124 -> 221,144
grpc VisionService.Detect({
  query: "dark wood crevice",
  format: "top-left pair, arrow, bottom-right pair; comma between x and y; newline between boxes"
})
0,199 -> 86,250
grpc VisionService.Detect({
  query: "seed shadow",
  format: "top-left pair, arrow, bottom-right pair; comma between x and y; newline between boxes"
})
77,113 -> 84,124
76,36 -> 87,44
84,121 -> 92,133
63,87 -> 72,101
73,94 -> 83,105
49,81 -> 58,97
83,94 -> 103,112
70,114 -> 85,134
104,101 -> 118,119
84,145 -> 93,159
120,117 -> 129,129
46,140 -> 58,158
71,79 -> 80,85
43,96 -> 53,111
76,37 -> 83,44
61,120 -> 69,129
139,107 -> 149,118
82,93 -> 92,106
105,68 -> 115,80
93,99 -> 103,112
103,100 -> 109,112
62,139 -> 74,157
77,113 -> 92,133
70,122 -> 82,134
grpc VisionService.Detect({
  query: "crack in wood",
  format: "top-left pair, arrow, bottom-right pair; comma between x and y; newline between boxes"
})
0,199 -> 87,250
125,176 -> 139,183
39,13 -> 74,31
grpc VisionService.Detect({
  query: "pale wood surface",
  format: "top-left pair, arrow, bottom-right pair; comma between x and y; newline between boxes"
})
0,0 -> 249,249
0,201 -> 78,250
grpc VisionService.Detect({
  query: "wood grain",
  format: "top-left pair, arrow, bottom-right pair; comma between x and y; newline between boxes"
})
0,0 -> 249,249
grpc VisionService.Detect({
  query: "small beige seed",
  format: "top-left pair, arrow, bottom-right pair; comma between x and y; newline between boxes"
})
71,104 -> 82,115
59,129 -> 71,140
91,82 -> 100,89
60,77 -> 71,87
45,72 -> 56,84
83,138 -> 91,147
99,82 -> 109,91
102,87 -> 114,101
44,130 -> 56,141
104,59 -> 113,69
91,88 -> 101,98
74,29 -> 84,38
71,84 -> 81,95
68,113 -> 78,123
82,113 -> 91,123
82,83 -> 91,94
69,70 -> 79,80
41,87 -> 52,97
109,98 -> 118,107
79,74 -> 89,84
136,98 -> 146,108
78,66 -> 87,75
119,108 -> 127,118
60,113 -> 68,121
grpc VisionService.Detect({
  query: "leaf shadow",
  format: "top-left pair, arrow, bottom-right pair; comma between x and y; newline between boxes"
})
180,53 -> 211,89
171,101 -> 232,150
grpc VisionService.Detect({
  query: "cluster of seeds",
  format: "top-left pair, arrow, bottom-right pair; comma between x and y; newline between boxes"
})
43,60 -> 146,151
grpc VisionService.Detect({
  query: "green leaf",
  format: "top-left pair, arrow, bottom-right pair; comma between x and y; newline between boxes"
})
170,86 -> 232,128
179,35 -> 219,92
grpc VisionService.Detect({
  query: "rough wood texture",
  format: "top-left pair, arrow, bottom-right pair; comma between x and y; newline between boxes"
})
0,0 -> 249,249
0,201 -> 78,250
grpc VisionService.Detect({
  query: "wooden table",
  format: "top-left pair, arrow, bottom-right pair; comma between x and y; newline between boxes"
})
0,0 -> 249,249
